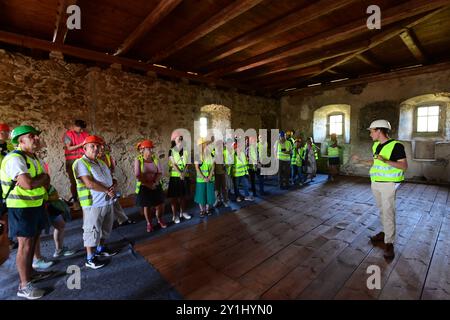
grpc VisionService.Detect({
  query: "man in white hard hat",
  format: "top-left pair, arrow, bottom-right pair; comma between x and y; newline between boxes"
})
356,119 -> 407,259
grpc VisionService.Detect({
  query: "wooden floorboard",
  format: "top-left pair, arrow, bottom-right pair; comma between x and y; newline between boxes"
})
134,176 -> 450,300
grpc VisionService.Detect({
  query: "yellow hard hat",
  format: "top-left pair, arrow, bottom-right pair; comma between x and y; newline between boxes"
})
198,137 -> 208,145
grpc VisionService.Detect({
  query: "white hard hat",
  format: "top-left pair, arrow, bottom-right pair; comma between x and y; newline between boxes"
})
368,119 -> 391,130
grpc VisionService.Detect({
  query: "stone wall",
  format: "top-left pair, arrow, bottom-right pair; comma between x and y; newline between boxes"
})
0,49 -> 279,198
281,70 -> 450,183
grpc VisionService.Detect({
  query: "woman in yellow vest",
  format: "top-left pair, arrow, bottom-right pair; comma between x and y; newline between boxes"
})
353,120 -> 407,259
275,131 -> 292,190
303,137 -> 319,183
291,138 -> 305,186
325,133 -> 342,182
194,138 -> 216,217
135,140 -> 166,232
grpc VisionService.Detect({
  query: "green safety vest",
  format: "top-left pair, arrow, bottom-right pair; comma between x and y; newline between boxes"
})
370,140 -> 405,183
135,155 -> 159,193
196,157 -> 215,183
0,141 -> 15,165
303,144 -> 319,160
291,147 -> 303,167
248,145 -> 258,170
72,157 -> 108,207
169,148 -> 189,178
258,142 -> 269,165
327,142 -> 340,157
223,148 -> 233,175
277,140 -> 291,161
135,155 -> 162,194
233,151 -> 248,177
0,150 -> 47,208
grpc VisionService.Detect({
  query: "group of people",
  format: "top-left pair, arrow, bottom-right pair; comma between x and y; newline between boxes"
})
275,130 -> 343,189
0,118 -> 407,300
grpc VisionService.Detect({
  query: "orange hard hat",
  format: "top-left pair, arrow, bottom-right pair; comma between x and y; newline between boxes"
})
138,139 -> 154,149
82,135 -> 105,146
0,123 -> 10,131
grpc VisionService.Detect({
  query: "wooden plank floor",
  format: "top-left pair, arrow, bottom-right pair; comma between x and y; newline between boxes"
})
135,176 -> 450,300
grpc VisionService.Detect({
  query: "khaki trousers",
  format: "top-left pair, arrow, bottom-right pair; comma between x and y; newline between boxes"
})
371,181 -> 399,244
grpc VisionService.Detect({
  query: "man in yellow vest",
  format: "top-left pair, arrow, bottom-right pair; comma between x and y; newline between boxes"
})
275,131 -> 292,189
232,140 -> 253,202
73,135 -> 118,270
325,133 -> 342,182
357,120 -> 407,259
1,125 -> 49,299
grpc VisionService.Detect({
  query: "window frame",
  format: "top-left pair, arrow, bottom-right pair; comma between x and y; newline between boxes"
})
413,103 -> 444,137
327,112 -> 345,138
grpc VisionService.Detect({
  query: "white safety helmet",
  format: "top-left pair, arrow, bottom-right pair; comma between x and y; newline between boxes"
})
367,119 -> 391,130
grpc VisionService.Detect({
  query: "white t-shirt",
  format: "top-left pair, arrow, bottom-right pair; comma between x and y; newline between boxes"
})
3,152 -> 44,181
73,155 -> 114,208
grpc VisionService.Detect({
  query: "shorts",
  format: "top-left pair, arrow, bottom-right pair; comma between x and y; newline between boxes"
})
328,157 -> 340,165
8,206 -> 46,238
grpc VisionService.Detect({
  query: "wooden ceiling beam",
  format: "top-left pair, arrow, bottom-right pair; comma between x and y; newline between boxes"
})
238,40 -> 367,83
284,61 -> 450,97
245,65 -> 323,88
326,70 -> 340,75
191,0 -> 356,70
399,28 -> 428,63
53,0 -> 78,44
303,6 -> 448,85
355,53 -> 384,69
261,55 -> 354,90
114,0 -> 182,56
0,30 -> 254,93
205,0 -> 450,79
147,0 -> 264,63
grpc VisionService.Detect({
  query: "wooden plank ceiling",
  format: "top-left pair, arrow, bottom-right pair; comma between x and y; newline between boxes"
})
0,0 -> 449,97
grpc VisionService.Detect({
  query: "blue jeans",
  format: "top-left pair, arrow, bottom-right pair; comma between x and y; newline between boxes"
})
234,175 -> 250,198
291,165 -> 305,184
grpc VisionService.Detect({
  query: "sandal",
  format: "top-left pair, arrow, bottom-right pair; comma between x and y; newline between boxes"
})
200,210 -> 206,218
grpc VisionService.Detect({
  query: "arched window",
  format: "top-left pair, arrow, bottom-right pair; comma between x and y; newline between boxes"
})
313,104 -> 350,143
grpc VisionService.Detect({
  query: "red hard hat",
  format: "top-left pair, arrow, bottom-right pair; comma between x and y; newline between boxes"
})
83,135 -> 105,146
138,139 -> 154,149
0,123 -> 10,131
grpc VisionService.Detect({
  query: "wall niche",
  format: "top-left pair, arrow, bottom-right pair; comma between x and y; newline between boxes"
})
358,101 -> 399,140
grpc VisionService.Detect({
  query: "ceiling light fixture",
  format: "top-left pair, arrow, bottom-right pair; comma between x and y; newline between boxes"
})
153,64 -> 168,69
330,78 -> 349,83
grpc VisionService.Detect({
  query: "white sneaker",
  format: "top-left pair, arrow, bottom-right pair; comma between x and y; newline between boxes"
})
223,201 -> 230,207
244,196 -> 254,201
53,247 -> 76,258
173,216 -> 180,224
181,212 -> 192,220
17,282 -> 45,300
32,258 -> 55,270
